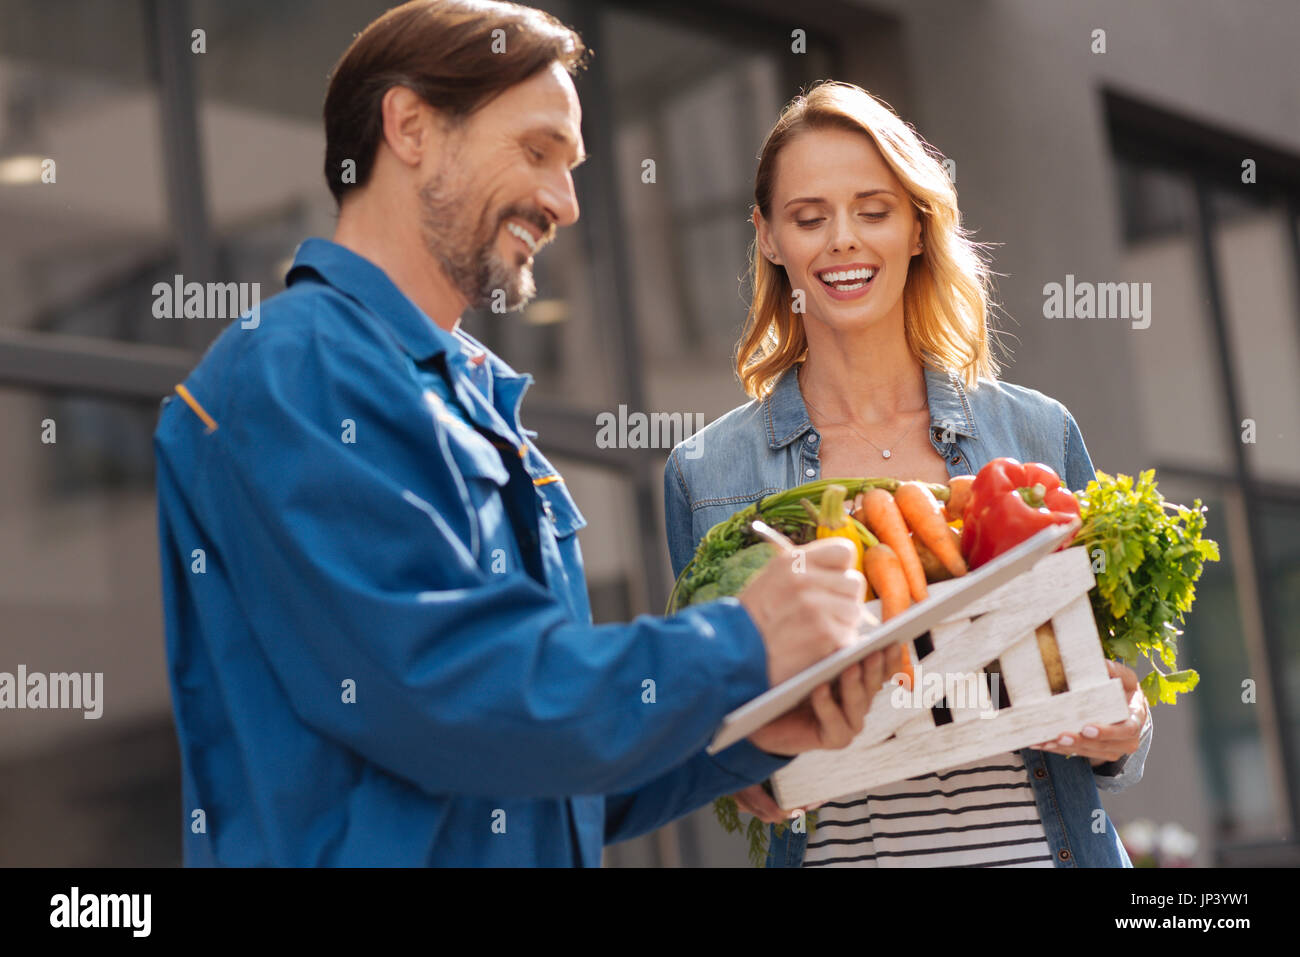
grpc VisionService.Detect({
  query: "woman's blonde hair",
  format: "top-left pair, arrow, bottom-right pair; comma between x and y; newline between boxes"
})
737,80 -> 1000,398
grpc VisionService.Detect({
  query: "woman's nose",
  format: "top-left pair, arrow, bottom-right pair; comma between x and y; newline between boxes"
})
829,215 -> 859,253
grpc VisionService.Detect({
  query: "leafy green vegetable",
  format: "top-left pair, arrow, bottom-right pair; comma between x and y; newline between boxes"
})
665,477 -> 945,614
712,789 -> 818,867
711,544 -> 778,598
1072,470 -> 1220,706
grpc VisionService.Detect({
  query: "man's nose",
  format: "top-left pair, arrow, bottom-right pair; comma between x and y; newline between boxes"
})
539,170 -> 580,229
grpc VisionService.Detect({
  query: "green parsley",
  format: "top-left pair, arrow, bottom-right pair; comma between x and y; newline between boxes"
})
1072,470 -> 1220,706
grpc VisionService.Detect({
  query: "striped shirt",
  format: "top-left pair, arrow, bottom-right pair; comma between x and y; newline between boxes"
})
801,751 -> 1055,868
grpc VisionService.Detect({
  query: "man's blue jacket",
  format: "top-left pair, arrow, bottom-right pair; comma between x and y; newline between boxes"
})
153,238 -> 788,866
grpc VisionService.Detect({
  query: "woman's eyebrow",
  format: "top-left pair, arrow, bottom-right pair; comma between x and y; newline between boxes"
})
783,189 -> 897,209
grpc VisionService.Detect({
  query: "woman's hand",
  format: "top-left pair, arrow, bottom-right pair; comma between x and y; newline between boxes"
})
1034,659 -> 1149,765
734,781 -> 823,824
746,644 -> 903,756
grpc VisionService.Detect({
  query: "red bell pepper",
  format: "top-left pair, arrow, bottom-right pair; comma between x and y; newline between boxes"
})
960,458 -> 1081,569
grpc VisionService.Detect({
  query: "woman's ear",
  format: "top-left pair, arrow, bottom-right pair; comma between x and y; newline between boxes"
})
753,208 -> 781,265
911,216 -> 924,257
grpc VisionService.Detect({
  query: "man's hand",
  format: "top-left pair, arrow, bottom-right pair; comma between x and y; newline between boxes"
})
746,643 -> 904,756
1034,659 -> 1150,764
739,537 -> 866,688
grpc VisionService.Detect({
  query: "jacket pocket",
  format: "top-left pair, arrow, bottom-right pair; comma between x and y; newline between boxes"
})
533,475 -> 588,538
441,419 -> 510,487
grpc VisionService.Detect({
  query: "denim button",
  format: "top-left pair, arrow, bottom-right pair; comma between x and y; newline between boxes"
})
808,434 -> 818,445
1034,767 -> 1046,779
805,468 -> 816,477
1058,849 -> 1071,862
950,454 -> 961,464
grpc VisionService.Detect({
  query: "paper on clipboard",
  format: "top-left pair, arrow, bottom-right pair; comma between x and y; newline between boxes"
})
705,518 -> 1081,754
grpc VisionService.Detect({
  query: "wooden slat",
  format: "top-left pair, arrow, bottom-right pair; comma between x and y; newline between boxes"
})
837,556 -> 1093,748
929,621 -> 991,722
771,545 -> 1109,806
770,679 -> 1132,808
1051,593 -> 1112,688
999,629 -> 1054,703
896,711 -> 936,737
857,546 -> 1094,626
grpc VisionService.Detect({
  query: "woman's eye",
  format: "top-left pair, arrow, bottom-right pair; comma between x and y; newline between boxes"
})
795,212 -> 886,227
527,146 -> 545,162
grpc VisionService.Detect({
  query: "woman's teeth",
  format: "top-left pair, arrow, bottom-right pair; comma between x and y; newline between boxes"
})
506,221 -> 538,253
819,267 -> 876,290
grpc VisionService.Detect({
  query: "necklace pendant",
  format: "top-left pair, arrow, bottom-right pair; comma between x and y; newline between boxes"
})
881,449 -> 892,459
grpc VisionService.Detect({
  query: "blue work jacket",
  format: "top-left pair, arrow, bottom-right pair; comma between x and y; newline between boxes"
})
153,238 -> 791,866
663,363 -> 1154,867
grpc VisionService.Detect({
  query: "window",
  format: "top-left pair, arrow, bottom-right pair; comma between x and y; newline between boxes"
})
1107,88 -> 1300,860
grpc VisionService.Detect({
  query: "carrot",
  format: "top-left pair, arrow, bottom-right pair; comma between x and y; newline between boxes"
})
863,543 -> 910,619
862,544 -> 913,688
944,475 -> 976,522
896,644 -> 915,690
895,481 -> 968,578
856,488 -> 928,602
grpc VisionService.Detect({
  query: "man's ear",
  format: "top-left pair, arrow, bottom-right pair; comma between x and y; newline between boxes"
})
753,208 -> 781,265
379,86 -> 436,170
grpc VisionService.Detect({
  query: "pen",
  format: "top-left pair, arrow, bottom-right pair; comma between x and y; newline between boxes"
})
749,519 -> 880,627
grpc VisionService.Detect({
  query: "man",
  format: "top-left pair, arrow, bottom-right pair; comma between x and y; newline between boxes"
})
154,0 -> 881,866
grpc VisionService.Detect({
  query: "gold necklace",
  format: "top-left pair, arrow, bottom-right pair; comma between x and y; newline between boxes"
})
798,368 -> 927,460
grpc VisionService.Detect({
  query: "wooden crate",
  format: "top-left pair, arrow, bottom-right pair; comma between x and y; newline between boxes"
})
770,545 -> 1131,809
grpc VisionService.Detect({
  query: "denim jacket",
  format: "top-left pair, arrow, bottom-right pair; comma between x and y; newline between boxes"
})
663,363 -> 1153,867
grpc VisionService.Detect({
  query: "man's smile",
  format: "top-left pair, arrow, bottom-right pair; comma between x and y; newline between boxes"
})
505,219 -> 542,254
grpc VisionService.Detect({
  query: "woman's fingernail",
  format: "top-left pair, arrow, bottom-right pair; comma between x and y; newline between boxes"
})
1082,726 -> 1099,738
1059,735 -> 1074,746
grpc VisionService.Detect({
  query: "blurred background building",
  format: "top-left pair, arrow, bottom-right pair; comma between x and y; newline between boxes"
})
0,0 -> 1296,867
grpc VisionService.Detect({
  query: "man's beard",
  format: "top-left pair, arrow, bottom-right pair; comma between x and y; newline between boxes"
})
418,171 -> 539,313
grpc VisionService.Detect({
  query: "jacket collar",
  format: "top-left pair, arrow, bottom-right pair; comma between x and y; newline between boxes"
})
762,361 -> 980,450
286,238 -> 534,438
287,237 -> 463,362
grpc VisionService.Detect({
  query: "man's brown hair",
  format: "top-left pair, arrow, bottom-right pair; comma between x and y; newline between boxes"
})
323,0 -> 587,204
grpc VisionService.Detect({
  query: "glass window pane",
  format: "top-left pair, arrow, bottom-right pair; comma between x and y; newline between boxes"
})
605,6 -> 783,366
1160,477 -> 1291,844
0,13 -> 171,346
1119,162 -> 1235,472
0,388 -> 176,864
1210,192 -> 1300,484
1259,498 -> 1300,783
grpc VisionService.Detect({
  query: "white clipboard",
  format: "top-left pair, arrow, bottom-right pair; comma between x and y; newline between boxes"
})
706,519 -> 1082,754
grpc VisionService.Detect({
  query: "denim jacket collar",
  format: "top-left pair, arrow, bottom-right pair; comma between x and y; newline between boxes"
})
761,362 -> 980,450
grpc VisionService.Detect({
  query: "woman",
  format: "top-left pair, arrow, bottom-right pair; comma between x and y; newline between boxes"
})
663,81 -> 1153,867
